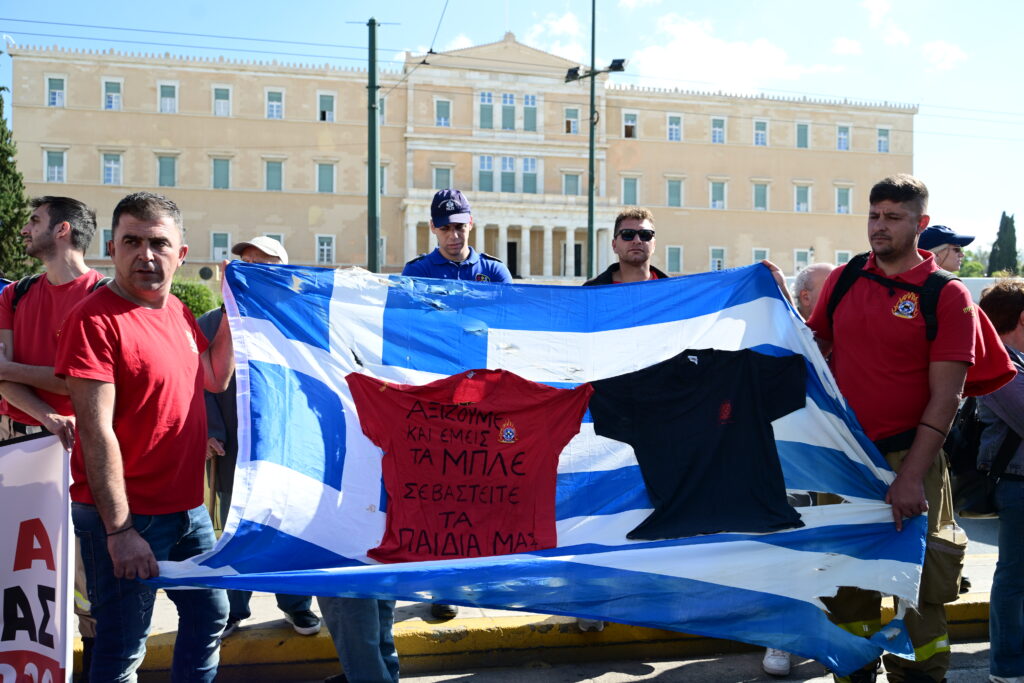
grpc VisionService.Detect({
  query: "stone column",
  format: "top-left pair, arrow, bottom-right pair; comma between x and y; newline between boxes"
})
563,226 -> 576,278
404,216 -> 418,263
475,221 -> 486,254
497,224 -> 509,265
543,226 -> 554,277
597,227 -> 611,272
519,226 -> 532,278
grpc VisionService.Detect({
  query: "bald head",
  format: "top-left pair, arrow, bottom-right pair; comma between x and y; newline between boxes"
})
794,263 -> 836,320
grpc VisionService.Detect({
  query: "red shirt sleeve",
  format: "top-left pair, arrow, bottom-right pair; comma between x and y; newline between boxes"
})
965,306 -> 1016,396
55,304 -> 118,383
930,281 -> 976,364
804,266 -> 842,341
181,302 -> 210,354
0,284 -> 14,330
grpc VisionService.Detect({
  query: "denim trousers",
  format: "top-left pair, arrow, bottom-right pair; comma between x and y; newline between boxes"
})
991,478 -> 1024,678
317,596 -> 399,682
216,487 -> 311,621
73,503 -> 229,683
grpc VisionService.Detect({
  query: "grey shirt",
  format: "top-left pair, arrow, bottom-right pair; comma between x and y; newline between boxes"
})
978,344 -> 1024,477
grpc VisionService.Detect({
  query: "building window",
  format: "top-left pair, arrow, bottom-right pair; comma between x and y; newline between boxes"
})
266,90 -> 284,119
753,183 -> 768,211
565,108 -> 579,134
753,119 -> 768,146
500,156 -> 515,193
317,163 -> 335,193
47,77 -> 65,107
522,157 -> 538,194
213,87 -> 230,116
501,93 -> 515,130
710,181 -> 726,209
796,122 -> 809,149
159,83 -> 177,113
212,158 -> 230,189
877,127 -> 891,153
523,94 -> 537,132
102,154 -> 122,185
710,247 -> 726,271
836,125 -> 850,151
317,235 -> 335,265
794,249 -> 811,272
45,150 -> 66,183
836,250 -> 852,265
622,177 -> 638,205
666,179 -> 682,207
795,185 -> 811,212
479,92 -> 493,129
158,155 -> 176,187
435,99 -> 451,127
753,248 -> 769,263
563,173 -> 580,196
378,97 -> 386,125
433,167 -> 451,190
623,112 -> 638,139
103,79 -> 122,111
711,117 -> 726,144
101,228 -> 113,257
478,156 -> 493,192
318,93 -> 335,122
212,232 -> 230,260
265,160 -> 283,191
836,186 -> 851,214
667,115 -> 682,142
264,233 -> 284,245
666,246 -> 683,274
379,164 -> 387,195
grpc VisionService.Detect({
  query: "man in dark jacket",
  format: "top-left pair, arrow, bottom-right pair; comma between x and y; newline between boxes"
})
583,207 -> 668,285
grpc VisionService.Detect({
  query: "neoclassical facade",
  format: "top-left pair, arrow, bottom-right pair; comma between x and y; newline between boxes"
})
10,33 -> 915,281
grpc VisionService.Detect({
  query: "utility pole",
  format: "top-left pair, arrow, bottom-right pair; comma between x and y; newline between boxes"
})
366,17 -> 381,273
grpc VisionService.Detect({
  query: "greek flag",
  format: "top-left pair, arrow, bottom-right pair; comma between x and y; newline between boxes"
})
156,263 -> 924,676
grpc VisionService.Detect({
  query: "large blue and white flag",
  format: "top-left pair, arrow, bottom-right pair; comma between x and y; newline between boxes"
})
157,263 -> 925,675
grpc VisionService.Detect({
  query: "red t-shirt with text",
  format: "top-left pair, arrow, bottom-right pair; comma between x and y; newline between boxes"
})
55,287 -> 209,514
347,369 -> 593,563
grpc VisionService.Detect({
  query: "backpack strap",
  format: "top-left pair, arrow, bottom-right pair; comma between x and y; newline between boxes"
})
10,273 -> 44,315
91,277 -> 113,292
826,252 -> 869,329
919,270 -> 958,341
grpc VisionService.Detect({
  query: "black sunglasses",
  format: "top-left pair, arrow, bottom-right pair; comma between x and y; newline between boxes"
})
616,229 -> 655,242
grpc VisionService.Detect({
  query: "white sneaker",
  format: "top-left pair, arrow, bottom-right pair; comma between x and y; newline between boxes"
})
576,618 -> 604,632
762,648 -> 791,677
990,675 -> 1024,683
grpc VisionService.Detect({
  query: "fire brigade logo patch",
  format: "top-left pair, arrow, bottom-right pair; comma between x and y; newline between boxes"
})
893,292 -> 920,319
497,419 -> 518,444
475,274 -> 491,281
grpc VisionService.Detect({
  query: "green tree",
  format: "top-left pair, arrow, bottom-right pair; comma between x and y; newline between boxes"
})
987,212 -> 1018,276
171,280 -> 220,318
958,251 -> 985,277
0,87 -> 33,280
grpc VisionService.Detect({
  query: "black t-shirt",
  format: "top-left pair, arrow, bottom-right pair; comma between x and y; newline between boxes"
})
589,348 -> 806,540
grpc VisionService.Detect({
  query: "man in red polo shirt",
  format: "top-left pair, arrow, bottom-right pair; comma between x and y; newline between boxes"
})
807,174 -> 986,683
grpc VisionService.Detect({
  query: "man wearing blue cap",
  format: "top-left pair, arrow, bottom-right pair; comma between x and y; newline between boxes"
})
402,189 -> 513,282
919,225 -> 974,273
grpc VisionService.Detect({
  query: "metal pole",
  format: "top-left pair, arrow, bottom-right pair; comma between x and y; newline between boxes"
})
586,0 -> 597,279
367,17 -> 381,272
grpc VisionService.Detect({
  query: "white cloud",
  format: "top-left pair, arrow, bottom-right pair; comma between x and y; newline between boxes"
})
861,0 -> 910,45
883,26 -> 910,46
525,11 -> 586,63
444,34 -> 474,52
922,40 -> 967,71
832,37 -> 862,56
626,15 -> 839,94
619,0 -> 663,8
861,0 -> 891,27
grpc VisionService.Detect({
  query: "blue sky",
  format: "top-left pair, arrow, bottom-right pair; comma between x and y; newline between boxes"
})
1,0 -> 1020,254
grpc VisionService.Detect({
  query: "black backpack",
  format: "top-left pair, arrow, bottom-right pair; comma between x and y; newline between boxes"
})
826,252 -> 957,341
10,273 -> 111,314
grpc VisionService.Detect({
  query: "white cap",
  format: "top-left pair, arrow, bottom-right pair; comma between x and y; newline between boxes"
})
231,235 -> 289,264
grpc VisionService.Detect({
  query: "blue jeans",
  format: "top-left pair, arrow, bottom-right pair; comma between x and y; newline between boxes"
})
317,596 -> 399,682
992,478 -> 1024,678
73,503 -> 229,683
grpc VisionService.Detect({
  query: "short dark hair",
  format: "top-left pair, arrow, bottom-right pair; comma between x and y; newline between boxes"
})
30,196 -> 97,252
613,207 -> 655,234
980,279 -> 1024,335
111,192 -> 183,237
869,174 -> 929,215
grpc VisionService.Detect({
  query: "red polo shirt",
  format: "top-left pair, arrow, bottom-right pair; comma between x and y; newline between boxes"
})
807,251 -> 976,441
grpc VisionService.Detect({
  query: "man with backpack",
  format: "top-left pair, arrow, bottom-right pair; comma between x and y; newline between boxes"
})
806,174 -> 1013,683
0,195 -> 107,679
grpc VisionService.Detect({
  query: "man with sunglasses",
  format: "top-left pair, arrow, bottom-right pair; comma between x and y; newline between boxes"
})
403,189 -> 512,283
583,207 -> 667,286
919,224 -> 974,273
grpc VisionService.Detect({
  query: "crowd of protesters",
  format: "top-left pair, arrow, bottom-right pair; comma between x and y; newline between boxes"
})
1,173 -> 1022,683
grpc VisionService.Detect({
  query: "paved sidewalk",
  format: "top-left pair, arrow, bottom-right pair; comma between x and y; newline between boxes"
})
72,516 -> 1001,680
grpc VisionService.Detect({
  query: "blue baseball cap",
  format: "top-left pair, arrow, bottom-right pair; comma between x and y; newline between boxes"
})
430,189 -> 472,227
919,225 -> 974,251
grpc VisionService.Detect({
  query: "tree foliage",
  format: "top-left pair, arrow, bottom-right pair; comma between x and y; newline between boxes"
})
0,87 -> 33,280
171,280 -> 220,318
987,212 -> 1018,276
958,251 -> 985,277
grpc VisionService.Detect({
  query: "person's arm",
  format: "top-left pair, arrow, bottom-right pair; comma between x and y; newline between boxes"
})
199,311 -> 234,393
885,360 -> 969,530
760,260 -> 794,306
0,338 -> 69,394
0,331 -> 74,447
67,376 -> 159,579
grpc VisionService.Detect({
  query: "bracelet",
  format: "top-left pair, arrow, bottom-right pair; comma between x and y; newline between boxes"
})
918,422 -> 947,438
106,524 -> 134,538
